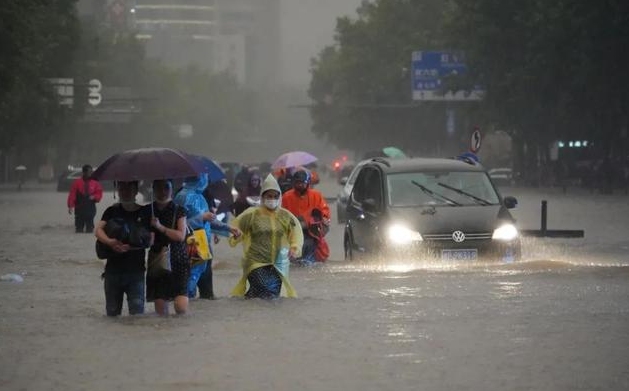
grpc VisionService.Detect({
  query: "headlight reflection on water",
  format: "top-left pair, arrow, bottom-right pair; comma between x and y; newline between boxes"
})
383,263 -> 416,273
333,259 -> 473,273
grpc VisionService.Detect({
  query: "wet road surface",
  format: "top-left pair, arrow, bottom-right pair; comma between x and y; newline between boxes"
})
0,185 -> 628,390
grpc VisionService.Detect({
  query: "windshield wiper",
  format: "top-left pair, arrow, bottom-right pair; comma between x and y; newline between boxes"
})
411,181 -> 461,206
437,182 -> 492,205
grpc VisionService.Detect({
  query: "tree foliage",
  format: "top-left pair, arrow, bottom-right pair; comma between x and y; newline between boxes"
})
311,0 -> 629,166
0,4 -> 252,169
137,66 -> 250,155
309,0 -> 467,155
445,0 -> 629,158
0,0 -> 79,150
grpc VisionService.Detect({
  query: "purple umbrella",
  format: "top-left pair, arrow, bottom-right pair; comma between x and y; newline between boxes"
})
272,151 -> 318,170
92,148 -> 205,181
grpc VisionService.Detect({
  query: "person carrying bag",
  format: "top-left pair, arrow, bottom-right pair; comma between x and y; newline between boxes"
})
148,179 -> 190,316
147,205 -> 178,277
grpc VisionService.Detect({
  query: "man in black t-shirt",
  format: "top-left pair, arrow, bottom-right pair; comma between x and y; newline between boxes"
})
95,181 -> 152,316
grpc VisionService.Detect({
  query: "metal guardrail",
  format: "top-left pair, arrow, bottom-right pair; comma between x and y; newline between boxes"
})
520,200 -> 585,238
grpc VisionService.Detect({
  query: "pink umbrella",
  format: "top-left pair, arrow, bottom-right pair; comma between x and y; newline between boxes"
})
272,151 -> 318,170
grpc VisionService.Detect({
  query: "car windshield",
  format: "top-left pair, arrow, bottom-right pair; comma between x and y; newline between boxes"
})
387,171 -> 500,207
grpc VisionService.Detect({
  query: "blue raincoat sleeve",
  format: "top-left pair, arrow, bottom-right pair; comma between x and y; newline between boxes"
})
173,176 -> 212,240
210,220 -> 231,235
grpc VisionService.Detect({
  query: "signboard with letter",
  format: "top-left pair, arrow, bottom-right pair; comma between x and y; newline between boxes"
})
88,79 -> 102,106
411,51 -> 483,101
47,78 -> 74,107
455,127 -> 482,164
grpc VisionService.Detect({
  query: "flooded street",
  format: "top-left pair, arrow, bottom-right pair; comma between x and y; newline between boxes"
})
3,1 -> 629,390
1,184 -> 629,391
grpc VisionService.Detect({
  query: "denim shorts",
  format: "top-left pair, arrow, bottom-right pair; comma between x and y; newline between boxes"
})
103,272 -> 145,316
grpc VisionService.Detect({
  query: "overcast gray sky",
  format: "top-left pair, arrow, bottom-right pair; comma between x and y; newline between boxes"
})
280,0 -> 362,86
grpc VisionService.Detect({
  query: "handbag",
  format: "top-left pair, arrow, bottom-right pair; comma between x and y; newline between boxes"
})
146,206 -> 177,277
147,246 -> 171,277
95,217 -> 130,260
186,225 -> 212,267
307,209 -> 330,262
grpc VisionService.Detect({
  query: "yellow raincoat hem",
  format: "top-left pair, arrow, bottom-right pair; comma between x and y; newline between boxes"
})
230,262 -> 297,298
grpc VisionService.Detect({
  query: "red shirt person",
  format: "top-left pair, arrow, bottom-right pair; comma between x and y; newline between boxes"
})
67,165 -> 103,233
282,170 -> 330,263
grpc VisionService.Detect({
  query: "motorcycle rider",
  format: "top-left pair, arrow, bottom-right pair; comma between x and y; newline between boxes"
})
281,170 -> 331,264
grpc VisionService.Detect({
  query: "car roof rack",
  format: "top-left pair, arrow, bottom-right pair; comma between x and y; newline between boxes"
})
370,157 -> 391,167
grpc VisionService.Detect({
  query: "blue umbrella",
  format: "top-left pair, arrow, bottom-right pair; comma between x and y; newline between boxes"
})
187,154 -> 226,182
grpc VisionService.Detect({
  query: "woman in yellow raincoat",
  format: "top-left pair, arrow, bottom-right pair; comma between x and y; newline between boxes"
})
229,174 -> 303,298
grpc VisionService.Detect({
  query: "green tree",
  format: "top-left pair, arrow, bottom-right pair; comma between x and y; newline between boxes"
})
0,0 -> 79,160
60,22 -> 251,165
445,0 -> 629,180
309,0 -> 473,156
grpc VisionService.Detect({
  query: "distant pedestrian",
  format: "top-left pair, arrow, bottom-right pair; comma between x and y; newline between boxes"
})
15,165 -> 27,191
274,168 -> 293,193
233,172 -> 261,216
67,164 -> 103,233
234,166 -> 251,195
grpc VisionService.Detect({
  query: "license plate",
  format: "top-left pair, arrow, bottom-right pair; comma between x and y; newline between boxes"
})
441,249 -> 478,261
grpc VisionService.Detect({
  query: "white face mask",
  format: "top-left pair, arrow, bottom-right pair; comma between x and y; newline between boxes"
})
263,199 -> 280,210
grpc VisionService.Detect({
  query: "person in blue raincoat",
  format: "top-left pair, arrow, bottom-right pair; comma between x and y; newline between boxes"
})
174,174 -> 240,299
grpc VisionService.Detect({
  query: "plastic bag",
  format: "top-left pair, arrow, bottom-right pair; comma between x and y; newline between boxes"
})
275,247 -> 290,276
186,227 -> 211,266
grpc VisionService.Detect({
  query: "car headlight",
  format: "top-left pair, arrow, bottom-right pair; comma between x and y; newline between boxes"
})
388,224 -> 423,245
492,224 -> 519,241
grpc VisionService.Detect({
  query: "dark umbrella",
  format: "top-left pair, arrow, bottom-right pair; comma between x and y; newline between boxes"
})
92,148 -> 206,181
187,155 -> 226,183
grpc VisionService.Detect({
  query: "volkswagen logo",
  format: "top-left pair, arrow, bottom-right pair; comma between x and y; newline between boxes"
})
452,230 -> 466,243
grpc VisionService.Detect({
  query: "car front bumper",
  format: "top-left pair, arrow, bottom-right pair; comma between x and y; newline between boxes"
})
381,238 -> 521,263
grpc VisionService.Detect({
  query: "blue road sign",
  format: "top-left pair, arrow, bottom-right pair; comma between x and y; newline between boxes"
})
411,51 -> 482,101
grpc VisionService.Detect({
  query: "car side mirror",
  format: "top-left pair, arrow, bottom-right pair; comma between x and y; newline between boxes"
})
339,177 -> 348,185
503,196 -> 518,209
363,198 -> 378,212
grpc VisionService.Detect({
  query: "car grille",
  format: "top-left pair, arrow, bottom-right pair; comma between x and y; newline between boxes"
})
423,232 -> 493,241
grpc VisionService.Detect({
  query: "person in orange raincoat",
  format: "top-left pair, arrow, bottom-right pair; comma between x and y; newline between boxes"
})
281,170 -> 330,264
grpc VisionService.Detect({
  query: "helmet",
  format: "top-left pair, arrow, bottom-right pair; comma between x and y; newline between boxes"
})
292,170 -> 310,184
